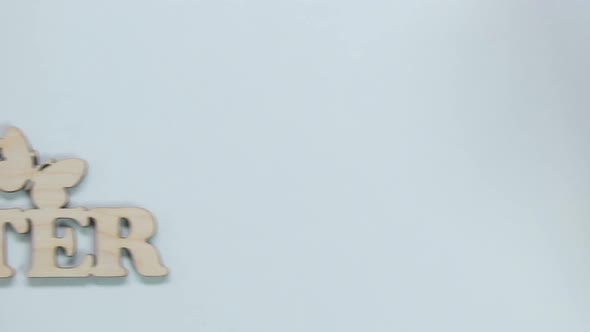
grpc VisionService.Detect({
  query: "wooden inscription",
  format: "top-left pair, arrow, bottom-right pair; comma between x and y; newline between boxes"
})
0,127 -> 168,278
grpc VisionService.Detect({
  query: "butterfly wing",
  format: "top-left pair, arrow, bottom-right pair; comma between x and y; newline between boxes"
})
31,159 -> 87,208
0,127 -> 36,191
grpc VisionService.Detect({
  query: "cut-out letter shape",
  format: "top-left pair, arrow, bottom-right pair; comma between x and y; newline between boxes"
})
0,127 -> 169,278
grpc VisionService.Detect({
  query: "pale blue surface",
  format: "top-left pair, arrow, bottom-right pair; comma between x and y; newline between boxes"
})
1,1 -> 590,331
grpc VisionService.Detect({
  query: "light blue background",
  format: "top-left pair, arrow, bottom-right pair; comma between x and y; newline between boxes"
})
1,1 -> 590,331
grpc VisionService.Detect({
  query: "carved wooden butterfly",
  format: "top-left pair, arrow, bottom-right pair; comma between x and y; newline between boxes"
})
0,127 -> 86,208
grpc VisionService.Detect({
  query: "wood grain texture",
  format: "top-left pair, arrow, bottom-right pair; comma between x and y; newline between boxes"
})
0,127 -> 168,278
27,208 -> 94,278
0,127 -> 36,192
0,209 -> 30,278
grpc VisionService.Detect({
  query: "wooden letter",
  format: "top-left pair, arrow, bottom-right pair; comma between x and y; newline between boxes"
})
27,209 -> 94,278
91,208 -> 168,277
0,210 -> 29,278
0,127 -> 169,278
